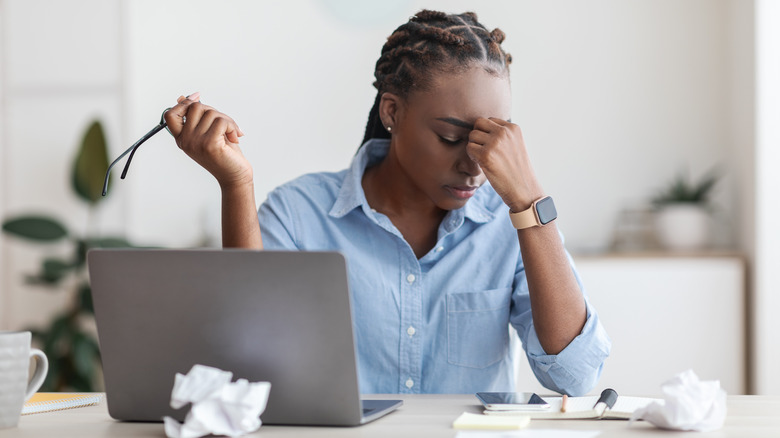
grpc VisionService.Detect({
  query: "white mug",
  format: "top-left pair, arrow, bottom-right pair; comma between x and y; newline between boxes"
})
0,331 -> 48,429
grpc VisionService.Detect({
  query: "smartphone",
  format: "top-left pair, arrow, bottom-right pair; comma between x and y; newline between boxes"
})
475,392 -> 550,411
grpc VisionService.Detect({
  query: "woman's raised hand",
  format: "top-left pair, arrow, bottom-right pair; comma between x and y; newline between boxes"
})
164,93 -> 253,189
466,117 -> 545,212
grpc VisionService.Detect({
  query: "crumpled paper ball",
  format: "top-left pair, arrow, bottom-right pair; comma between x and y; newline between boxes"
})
163,364 -> 271,438
631,369 -> 726,432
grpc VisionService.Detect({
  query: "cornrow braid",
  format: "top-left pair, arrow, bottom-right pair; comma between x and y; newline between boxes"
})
361,10 -> 512,146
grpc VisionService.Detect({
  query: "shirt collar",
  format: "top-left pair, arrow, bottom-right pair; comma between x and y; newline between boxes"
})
329,139 -> 496,224
329,139 -> 387,218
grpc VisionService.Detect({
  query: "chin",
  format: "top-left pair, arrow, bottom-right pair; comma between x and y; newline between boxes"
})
438,198 -> 470,211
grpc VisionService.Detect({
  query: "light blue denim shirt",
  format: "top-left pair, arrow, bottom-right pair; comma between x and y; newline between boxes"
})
258,139 -> 610,395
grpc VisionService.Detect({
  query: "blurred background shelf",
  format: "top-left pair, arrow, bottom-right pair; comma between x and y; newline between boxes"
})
516,252 -> 746,396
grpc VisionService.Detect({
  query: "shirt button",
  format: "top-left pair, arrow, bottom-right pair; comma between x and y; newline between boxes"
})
435,246 -> 444,252
406,274 -> 416,284
407,326 -> 416,337
405,378 -> 414,389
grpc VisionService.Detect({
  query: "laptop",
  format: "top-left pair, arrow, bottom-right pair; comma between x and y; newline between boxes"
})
87,249 -> 402,426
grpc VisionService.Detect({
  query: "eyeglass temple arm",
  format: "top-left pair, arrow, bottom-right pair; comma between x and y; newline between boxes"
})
101,121 -> 167,196
120,123 -> 167,179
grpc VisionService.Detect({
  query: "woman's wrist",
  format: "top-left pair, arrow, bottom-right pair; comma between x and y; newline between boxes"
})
218,168 -> 255,194
504,188 -> 546,213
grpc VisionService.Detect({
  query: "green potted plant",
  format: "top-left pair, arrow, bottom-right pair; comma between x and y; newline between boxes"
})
2,120 -> 134,391
651,168 -> 720,251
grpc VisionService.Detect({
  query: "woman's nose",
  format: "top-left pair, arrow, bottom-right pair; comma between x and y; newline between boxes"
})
456,151 -> 482,177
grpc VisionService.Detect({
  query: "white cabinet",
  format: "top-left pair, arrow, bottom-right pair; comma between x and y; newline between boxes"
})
514,254 -> 746,396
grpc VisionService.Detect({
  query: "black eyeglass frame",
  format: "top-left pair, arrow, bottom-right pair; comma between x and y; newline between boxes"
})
101,108 -> 172,196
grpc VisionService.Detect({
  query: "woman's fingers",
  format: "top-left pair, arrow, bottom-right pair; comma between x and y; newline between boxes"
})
164,94 -> 244,150
204,117 -> 239,155
473,116 -> 503,131
192,106 -> 243,146
225,125 -> 241,144
471,117 -> 511,137
181,102 -> 208,140
468,129 -> 491,147
177,91 -> 200,104
164,93 -> 200,137
468,117 -> 543,210
159,93 -> 254,189
468,118 -> 502,161
192,107 -> 241,149
468,118 -> 508,156
163,102 -> 188,138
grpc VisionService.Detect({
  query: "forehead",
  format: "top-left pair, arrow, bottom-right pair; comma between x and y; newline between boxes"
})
405,65 -> 512,123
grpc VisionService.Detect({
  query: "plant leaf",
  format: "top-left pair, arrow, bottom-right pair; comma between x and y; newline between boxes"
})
28,328 -> 46,342
77,282 -> 94,314
43,314 -> 72,357
74,239 -> 88,269
40,353 -> 61,391
2,216 -> 68,241
68,368 -> 94,392
692,172 -> 719,202
71,120 -> 110,205
25,273 -> 64,287
41,258 -> 74,283
72,332 -> 96,379
25,257 -> 75,286
86,236 -> 134,248
40,314 -> 74,391
652,168 -> 720,205
55,355 -> 74,392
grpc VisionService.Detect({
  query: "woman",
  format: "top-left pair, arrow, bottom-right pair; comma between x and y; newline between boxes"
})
164,10 -> 610,395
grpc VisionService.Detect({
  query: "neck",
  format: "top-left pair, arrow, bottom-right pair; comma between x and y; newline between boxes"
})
362,147 -> 445,223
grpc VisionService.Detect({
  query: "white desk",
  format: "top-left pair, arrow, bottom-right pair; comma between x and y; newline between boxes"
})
11,394 -> 780,437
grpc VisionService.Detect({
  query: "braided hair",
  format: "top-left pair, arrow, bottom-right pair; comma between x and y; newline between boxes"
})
361,10 -> 513,146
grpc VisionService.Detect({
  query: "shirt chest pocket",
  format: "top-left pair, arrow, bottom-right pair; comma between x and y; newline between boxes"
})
446,287 -> 511,369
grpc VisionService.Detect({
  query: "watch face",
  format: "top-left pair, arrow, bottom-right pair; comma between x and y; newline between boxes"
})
536,196 -> 558,225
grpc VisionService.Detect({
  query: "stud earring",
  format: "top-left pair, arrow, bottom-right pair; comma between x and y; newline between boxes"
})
386,126 -> 392,133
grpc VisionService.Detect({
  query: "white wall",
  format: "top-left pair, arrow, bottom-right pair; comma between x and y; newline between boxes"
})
0,0 -> 126,330
754,0 -> 780,396
728,1 -> 756,261
120,0 -> 412,246
726,0 -> 756,393
0,0 -> 6,328
120,0 -> 738,252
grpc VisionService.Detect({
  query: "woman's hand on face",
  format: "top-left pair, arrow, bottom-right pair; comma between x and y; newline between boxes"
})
164,93 -> 253,189
467,117 -> 545,212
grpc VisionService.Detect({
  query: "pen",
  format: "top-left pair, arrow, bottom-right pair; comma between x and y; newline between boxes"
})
560,394 -> 568,413
592,388 -> 618,416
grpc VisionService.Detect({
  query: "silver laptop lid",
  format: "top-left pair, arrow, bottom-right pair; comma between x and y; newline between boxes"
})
87,249 -> 365,426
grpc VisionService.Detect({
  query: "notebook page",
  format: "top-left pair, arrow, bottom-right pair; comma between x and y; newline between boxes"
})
483,395 -> 662,419
608,396 -> 663,419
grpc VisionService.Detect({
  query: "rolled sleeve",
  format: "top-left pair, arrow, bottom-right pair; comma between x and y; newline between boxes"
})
523,300 -> 611,396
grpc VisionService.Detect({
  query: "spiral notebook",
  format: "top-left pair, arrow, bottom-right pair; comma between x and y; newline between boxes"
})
22,393 -> 104,415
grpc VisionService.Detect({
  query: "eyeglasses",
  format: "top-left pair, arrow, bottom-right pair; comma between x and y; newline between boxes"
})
102,108 -> 172,196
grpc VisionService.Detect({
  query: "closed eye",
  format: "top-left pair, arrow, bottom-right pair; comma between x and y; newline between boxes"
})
438,135 -> 462,145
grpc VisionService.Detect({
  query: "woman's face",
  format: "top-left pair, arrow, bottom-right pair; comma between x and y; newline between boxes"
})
388,65 -> 512,211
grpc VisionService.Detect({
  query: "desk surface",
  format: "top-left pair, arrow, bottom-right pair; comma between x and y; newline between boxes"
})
11,394 -> 780,437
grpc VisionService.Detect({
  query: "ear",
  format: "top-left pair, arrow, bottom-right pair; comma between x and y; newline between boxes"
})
378,92 -> 403,132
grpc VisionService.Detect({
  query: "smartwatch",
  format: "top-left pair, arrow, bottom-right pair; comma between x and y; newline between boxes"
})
509,196 -> 557,229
